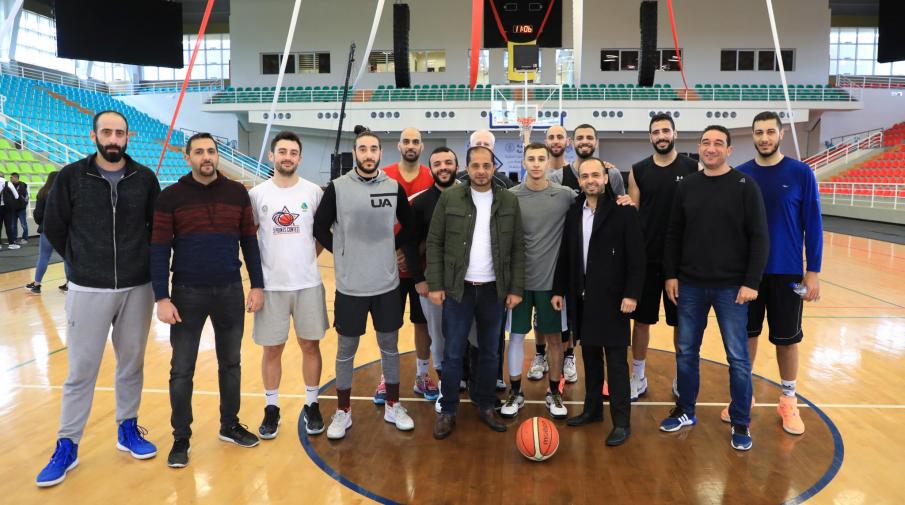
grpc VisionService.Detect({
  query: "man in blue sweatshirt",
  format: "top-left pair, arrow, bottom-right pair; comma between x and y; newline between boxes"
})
735,111 -> 823,436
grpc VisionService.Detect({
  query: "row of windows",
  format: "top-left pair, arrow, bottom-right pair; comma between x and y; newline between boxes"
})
600,49 -> 683,72
261,52 -> 332,75
720,49 -> 795,72
830,27 -> 905,77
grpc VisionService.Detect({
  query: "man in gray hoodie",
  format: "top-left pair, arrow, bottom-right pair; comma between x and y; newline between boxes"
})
313,130 -> 421,440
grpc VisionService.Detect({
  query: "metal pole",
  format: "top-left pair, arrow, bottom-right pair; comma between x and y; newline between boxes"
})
332,42 -> 356,180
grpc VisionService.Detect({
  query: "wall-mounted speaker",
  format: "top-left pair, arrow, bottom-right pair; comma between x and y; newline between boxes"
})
393,4 -> 412,88
638,1 -> 658,87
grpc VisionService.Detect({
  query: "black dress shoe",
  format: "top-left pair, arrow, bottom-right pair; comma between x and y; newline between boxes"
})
478,408 -> 507,432
605,426 -> 631,446
433,413 -> 456,440
566,411 -> 603,427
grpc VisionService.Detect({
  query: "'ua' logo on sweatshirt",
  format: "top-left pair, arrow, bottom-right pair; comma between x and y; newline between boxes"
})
370,193 -> 395,208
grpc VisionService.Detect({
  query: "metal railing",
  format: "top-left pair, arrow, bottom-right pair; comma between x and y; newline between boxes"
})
819,182 -> 905,210
0,112 -> 85,166
108,79 -> 226,96
828,127 -> 886,148
836,75 -> 905,90
213,139 -> 272,183
0,61 -> 111,93
805,130 -> 884,172
206,85 -> 857,105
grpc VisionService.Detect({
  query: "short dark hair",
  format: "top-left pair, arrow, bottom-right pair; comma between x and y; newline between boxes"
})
270,130 -> 302,152
701,125 -> 732,146
523,142 -> 550,158
752,111 -> 782,130
649,113 -> 676,132
10,172 -> 19,178
573,123 -> 597,138
576,156 -> 606,175
92,110 -> 129,132
466,145 -> 494,166
429,146 -> 458,167
185,132 -> 218,153
354,129 -> 381,149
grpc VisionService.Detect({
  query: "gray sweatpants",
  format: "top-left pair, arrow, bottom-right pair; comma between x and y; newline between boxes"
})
57,284 -> 154,443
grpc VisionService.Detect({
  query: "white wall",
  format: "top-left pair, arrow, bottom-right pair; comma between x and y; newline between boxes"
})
229,0 -> 831,89
117,92 -> 240,143
819,89 -> 905,145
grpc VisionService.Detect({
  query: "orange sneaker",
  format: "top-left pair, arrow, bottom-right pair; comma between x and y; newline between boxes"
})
777,395 -> 805,435
720,396 -> 756,423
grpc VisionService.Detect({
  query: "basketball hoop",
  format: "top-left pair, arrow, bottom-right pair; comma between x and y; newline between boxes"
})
517,116 -> 536,145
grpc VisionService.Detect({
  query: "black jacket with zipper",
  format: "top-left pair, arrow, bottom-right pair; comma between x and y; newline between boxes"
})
44,154 -> 161,289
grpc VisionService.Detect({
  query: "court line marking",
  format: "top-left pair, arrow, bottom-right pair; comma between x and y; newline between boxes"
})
10,385 -> 905,409
821,278 -> 905,309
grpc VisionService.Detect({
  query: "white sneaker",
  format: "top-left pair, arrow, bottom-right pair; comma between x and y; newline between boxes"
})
563,355 -> 578,383
527,354 -> 548,380
7,243 -> 20,250
630,374 -> 648,402
327,410 -> 352,440
545,391 -> 568,419
672,377 -> 680,398
385,402 -> 415,431
500,390 -> 525,418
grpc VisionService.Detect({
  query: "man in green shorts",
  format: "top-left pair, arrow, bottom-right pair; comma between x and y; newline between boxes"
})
501,143 -> 576,419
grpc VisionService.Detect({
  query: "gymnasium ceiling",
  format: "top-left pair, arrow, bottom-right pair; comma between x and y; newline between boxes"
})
25,0 -> 878,27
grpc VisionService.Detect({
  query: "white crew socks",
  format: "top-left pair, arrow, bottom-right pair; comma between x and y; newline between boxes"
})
416,358 -> 430,377
265,389 -> 279,407
305,385 -> 320,406
632,359 -> 646,379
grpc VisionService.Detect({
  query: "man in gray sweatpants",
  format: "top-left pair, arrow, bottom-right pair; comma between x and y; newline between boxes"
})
36,111 -> 161,487
313,130 -> 421,440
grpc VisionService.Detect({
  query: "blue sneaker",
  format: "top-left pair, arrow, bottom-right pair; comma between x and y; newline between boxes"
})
659,407 -> 697,432
36,439 -> 79,487
116,418 -> 157,459
373,375 -> 387,405
731,424 -> 753,451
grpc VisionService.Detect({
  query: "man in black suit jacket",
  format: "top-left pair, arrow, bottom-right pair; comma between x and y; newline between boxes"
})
552,157 -> 645,446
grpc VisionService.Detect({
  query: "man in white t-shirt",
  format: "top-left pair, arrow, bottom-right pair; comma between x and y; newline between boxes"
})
249,131 -> 329,439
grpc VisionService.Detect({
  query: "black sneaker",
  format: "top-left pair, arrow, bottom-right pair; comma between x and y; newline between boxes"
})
167,439 -> 190,468
303,403 -> 325,435
219,423 -> 260,448
58,283 -> 68,292
258,405 -> 280,440
27,284 -> 41,294
25,282 -> 35,289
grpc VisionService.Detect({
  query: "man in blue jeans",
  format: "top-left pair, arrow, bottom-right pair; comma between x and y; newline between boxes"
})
661,125 -> 769,451
426,146 -> 525,439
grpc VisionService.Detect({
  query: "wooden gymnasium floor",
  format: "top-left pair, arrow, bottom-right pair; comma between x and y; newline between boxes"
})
1,229 -> 903,504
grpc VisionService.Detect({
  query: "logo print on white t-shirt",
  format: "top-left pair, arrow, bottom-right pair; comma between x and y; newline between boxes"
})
271,206 -> 300,234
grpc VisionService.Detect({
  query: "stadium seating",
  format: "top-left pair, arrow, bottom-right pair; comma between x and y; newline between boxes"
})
821,125 -> 905,199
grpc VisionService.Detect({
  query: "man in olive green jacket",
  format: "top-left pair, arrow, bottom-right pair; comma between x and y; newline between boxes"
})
426,146 -> 525,439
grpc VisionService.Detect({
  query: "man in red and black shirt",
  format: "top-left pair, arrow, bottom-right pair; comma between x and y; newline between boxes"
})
375,127 -> 440,402
151,133 -> 265,468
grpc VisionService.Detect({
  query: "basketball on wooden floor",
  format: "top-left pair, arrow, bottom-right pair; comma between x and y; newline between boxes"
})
516,417 -> 559,461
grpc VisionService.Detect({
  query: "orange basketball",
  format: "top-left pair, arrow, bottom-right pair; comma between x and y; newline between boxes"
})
516,417 -> 559,461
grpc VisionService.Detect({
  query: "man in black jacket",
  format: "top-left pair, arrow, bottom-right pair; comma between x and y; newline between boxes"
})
660,125 -> 769,452
36,111 -> 161,488
552,157 -> 645,446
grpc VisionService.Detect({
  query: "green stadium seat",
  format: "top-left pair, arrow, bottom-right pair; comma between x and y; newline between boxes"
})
0,139 -> 10,149
0,151 -> 8,161
21,151 -> 35,162
8,150 -> 22,161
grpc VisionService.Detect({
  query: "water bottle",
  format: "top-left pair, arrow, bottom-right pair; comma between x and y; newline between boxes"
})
790,282 -> 808,298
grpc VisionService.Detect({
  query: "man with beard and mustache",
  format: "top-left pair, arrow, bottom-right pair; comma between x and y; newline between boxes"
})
410,147 -> 459,413
532,124 -> 623,388
733,111 -> 822,436
617,113 -> 698,402
152,133 -> 265,467
248,131 -> 329,441
313,130 -> 421,440
37,111 -> 161,487
373,128 -> 440,405
428,145 -> 524,439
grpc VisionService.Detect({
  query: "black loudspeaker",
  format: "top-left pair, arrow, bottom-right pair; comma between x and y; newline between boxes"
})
393,4 -> 411,88
638,1 -> 658,87
513,45 -> 540,71
330,152 -> 355,179
878,0 -> 905,63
